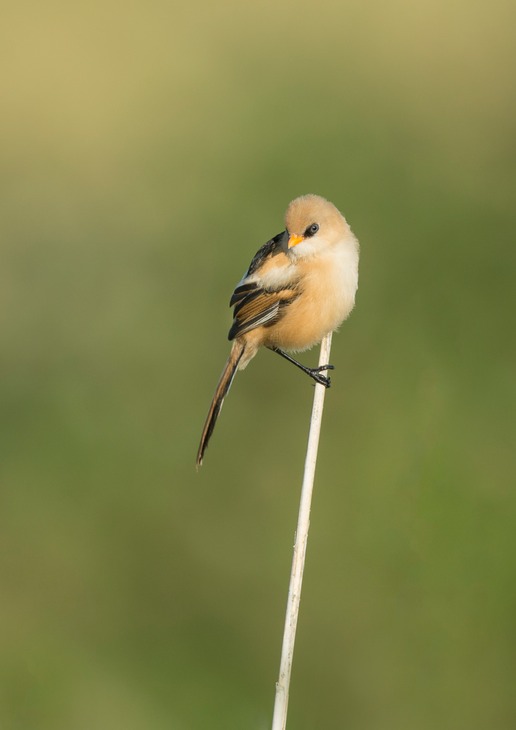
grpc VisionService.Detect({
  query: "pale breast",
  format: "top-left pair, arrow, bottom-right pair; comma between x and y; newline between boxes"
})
263,246 -> 358,352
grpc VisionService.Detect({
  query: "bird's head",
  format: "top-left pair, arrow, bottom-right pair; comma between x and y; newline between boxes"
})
284,194 -> 355,258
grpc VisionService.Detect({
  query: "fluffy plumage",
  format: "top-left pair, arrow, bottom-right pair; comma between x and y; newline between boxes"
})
196,194 -> 359,466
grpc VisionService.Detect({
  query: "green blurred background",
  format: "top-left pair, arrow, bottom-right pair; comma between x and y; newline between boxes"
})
1,1 -> 515,728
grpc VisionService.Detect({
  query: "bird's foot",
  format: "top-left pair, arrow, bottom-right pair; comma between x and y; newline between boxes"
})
308,365 -> 334,388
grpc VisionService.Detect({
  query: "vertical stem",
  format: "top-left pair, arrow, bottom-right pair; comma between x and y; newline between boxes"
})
271,332 -> 333,730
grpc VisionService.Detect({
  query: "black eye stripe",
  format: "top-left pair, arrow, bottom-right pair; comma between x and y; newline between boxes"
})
304,223 -> 319,238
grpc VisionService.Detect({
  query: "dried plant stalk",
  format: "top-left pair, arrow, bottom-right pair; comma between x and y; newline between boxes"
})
271,332 -> 333,730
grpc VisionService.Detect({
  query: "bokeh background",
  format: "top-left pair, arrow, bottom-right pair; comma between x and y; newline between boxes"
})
1,1 -> 515,728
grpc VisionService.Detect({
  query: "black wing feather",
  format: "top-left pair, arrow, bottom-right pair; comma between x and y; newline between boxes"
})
245,230 -> 286,277
229,281 -> 259,307
227,230 -> 295,341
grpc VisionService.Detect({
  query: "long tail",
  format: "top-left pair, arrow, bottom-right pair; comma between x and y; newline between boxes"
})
196,340 -> 245,467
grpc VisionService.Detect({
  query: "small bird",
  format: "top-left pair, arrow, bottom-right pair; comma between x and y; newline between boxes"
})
196,194 -> 359,467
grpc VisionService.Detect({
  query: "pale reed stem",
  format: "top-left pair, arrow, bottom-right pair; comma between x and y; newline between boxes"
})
271,332 -> 333,730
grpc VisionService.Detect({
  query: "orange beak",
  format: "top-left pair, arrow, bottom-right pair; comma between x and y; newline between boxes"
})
288,233 -> 304,248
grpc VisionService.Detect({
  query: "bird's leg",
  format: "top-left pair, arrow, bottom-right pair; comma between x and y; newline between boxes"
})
269,347 -> 334,388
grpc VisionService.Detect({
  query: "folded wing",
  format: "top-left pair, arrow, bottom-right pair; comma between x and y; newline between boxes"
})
228,230 -> 301,340
228,286 -> 299,340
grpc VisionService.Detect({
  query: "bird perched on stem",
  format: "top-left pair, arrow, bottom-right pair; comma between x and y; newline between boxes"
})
196,194 -> 359,467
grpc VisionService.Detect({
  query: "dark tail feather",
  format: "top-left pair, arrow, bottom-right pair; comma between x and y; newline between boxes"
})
196,341 -> 245,467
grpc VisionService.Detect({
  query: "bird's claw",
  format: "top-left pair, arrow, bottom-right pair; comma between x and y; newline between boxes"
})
310,370 -> 332,388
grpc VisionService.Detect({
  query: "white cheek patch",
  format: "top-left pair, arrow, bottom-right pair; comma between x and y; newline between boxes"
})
289,236 -> 326,259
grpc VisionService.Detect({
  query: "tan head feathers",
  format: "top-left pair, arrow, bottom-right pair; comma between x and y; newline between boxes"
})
285,194 -> 348,238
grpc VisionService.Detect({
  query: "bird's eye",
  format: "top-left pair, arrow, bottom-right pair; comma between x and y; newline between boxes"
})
305,223 -> 319,237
